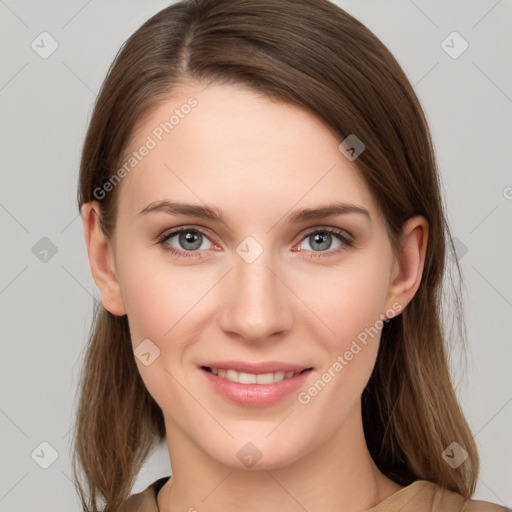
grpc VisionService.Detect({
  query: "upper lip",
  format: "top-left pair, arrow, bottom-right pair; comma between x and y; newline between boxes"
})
200,360 -> 313,374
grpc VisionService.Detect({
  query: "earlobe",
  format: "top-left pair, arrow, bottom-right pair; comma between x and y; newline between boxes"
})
385,215 -> 429,316
81,202 -> 127,316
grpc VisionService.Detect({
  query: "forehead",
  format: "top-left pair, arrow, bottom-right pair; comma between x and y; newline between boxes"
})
116,82 -> 379,224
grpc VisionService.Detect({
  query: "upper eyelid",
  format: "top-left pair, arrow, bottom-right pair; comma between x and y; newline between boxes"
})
160,225 -> 216,243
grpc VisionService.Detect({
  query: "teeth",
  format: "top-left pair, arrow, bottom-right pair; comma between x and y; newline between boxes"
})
209,368 -> 298,384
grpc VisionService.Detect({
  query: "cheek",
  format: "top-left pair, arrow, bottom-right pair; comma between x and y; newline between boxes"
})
115,251 -> 207,406
117,245 -> 198,340
300,253 -> 392,399
121,269 -> 169,345
306,252 -> 392,346
116,249 -> 219,376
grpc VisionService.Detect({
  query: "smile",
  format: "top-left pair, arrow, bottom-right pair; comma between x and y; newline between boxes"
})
202,366 -> 307,384
199,364 -> 314,407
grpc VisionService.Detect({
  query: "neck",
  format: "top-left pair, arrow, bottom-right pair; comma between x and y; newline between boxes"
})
157,405 -> 403,512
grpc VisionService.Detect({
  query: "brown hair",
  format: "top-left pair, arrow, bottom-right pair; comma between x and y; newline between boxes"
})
73,0 -> 478,510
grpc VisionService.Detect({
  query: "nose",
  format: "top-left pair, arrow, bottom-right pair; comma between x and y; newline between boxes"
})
217,243 -> 294,344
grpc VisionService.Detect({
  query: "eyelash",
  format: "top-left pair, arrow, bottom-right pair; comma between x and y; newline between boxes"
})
156,226 -> 354,260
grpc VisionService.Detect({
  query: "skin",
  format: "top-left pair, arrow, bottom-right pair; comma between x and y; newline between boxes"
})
82,82 -> 428,512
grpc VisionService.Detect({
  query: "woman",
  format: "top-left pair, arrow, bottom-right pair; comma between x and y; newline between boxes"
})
73,0 -> 510,510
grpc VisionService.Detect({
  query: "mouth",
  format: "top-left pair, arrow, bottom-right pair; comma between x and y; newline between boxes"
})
200,366 -> 312,385
199,363 -> 315,407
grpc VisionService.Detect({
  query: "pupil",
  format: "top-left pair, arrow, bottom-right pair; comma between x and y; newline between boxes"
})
180,231 -> 201,250
312,232 -> 330,251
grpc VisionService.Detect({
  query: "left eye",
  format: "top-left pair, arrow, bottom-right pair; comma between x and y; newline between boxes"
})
299,230 -> 344,252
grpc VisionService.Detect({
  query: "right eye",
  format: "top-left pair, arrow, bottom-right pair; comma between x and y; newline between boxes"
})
157,226 -> 215,259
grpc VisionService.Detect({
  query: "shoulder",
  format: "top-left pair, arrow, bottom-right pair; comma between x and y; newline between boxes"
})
370,480 -> 510,512
463,499 -> 511,512
122,476 -> 170,512
426,480 -> 510,512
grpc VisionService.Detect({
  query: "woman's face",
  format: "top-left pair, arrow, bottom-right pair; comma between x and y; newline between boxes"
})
96,82 -> 415,470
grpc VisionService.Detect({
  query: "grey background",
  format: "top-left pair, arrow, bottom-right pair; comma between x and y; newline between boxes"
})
1,0 -> 511,510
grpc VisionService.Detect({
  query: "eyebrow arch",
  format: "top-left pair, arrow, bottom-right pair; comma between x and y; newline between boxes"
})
286,202 -> 371,224
139,200 -> 227,223
138,200 -> 371,225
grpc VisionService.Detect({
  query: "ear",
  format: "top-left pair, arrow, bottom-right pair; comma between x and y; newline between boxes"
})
384,215 -> 429,316
81,201 -> 126,316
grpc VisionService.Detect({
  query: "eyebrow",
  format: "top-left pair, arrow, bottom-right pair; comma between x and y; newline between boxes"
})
138,200 -> 371,225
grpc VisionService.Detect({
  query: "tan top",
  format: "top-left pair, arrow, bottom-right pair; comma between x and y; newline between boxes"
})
123,477 -> 511,511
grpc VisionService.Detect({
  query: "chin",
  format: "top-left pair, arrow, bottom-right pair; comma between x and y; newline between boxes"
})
209,435 -> 310,472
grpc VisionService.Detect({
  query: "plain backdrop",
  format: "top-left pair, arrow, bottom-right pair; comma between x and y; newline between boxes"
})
0,1 -> 511,510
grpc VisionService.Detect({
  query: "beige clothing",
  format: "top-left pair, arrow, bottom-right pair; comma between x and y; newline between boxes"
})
123,476 -> 511,511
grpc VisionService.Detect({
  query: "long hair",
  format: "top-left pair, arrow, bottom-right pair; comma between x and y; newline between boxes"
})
73,1 -> 478,510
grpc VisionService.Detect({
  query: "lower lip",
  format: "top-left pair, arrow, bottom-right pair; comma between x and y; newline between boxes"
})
200,367 -> 314,407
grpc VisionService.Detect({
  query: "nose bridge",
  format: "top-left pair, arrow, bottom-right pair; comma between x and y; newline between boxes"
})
218,235 -> 292,342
